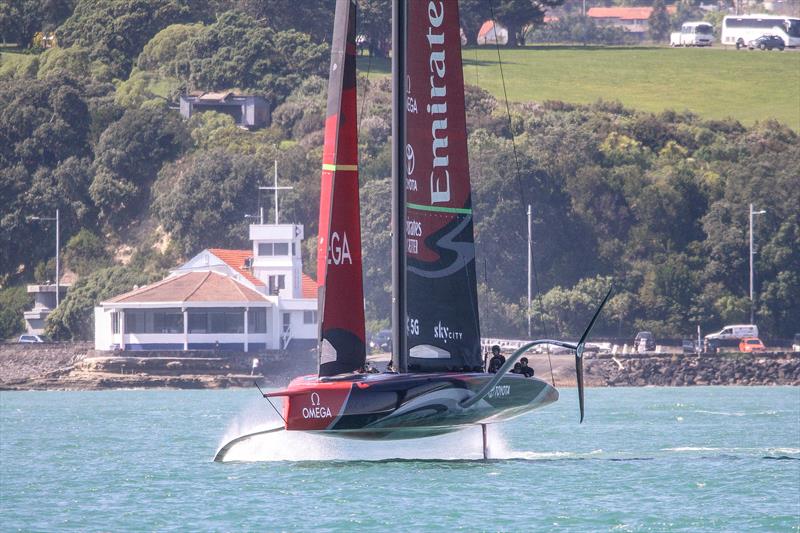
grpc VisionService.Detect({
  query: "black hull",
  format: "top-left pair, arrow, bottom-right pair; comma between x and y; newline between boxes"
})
271,372 -> 558,440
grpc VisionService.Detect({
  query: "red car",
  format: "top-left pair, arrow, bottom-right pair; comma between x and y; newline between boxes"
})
739,337 -> 766,352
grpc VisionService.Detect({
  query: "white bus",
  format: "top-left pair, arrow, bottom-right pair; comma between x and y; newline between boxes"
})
721,14 -> 800,48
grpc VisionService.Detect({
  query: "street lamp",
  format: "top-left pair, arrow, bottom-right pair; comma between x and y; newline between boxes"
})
749,203 -> 766,324
29,209 -> 60,309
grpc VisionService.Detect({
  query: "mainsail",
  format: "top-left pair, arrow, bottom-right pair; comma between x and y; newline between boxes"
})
398,0 -> 482,372
317,0 -> 366,377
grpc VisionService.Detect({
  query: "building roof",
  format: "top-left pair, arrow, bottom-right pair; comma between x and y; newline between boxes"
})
208,248 -> 264,287
301,273 -> 317,299
105,271 -> 268,304
210,247 -> 317,298
587,6 -> 676,20
478,20 -> 506,38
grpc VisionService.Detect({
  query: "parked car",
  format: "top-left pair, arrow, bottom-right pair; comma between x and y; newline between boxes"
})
705,324 -> 759,341
682,339 -> 698,354
739,337 -> 766,353
747,35 -> 785,50
18,334 -> 47,343
634,331 -> 656,352
369,329 -> 391,352
792,334 -> 800,352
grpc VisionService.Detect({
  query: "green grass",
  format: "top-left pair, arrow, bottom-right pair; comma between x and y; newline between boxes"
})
0,50 -> 38,78
358,46 -> 800,130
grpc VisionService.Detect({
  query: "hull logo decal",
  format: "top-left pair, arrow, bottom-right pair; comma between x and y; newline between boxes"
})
487,385 -> 510,399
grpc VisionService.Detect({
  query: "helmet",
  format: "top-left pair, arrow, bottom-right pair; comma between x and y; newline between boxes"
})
491,344 -> 500,354
520,357 -> 529,364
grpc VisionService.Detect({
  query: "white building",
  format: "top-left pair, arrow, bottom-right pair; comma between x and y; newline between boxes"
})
94,223 -> 318,352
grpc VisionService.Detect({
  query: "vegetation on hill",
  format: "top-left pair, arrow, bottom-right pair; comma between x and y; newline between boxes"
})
0,0 -> 798,343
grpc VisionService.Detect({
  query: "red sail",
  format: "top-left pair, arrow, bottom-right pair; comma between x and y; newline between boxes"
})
403,0 -> 482,371
317,0 -> 366,376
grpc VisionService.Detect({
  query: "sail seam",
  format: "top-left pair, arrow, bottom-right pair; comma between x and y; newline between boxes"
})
322,164 -> 358,171
407,202 -> 472,215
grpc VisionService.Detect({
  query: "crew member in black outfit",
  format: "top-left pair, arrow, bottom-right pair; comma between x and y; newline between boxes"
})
518,357 -> 534,378
487,345 -> 505,373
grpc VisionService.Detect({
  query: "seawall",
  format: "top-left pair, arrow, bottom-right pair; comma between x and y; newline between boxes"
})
1,343 -> 798,390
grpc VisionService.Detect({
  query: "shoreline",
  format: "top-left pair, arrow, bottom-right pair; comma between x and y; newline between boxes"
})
1,344 -> 798,391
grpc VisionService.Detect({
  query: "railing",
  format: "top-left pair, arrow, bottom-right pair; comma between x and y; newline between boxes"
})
281,326 -> 292,350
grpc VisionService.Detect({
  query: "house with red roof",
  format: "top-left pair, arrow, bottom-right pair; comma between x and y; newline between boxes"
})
587,6 -> 677,37
94,222 -> 318,353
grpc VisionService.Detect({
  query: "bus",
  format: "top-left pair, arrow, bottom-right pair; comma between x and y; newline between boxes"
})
721,14 -> 800,48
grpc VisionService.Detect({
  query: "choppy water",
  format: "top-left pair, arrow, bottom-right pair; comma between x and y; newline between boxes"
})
1,387 -> 798,532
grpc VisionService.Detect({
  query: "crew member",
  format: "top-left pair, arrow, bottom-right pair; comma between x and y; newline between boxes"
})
518,357 -> 534,378
386,359 -> 395,373
488,345 -> 505,373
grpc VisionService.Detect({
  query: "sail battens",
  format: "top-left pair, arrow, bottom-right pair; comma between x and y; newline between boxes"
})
407,203 -> 472,215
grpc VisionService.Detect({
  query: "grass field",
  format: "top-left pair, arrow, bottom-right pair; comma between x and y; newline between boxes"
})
0,50 -> 37,78
359,46 -> 800,130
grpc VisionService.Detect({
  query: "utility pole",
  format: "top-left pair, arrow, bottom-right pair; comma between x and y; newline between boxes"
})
527,204 -> 532,338
259,161 -> 293,224
749,203 -> 766,324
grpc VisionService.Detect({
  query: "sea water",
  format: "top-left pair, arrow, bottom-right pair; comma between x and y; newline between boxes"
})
1,387 -> 798,532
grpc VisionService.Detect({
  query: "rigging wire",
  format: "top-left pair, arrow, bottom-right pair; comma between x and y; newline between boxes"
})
487,2 -> 555,386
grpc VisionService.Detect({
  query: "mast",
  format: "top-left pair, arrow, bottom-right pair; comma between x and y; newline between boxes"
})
391,0 -> 407,373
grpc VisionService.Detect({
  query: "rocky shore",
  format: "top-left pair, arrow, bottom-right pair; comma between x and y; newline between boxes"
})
584,353 -> 800,387
1,342 -> 798,390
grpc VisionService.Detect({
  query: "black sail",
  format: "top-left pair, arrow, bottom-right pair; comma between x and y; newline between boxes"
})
397,0 -> 482,372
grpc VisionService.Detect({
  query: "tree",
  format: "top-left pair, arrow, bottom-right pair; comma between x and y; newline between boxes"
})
184,11 -> 328,107
491,0 -> 565,47
0,72 -> 94,279
648,0 -> 671,43
0,286 -> 29,340
152,149 -> 265,256
57,0 -> 200,77
90,106 -> 189,227
45,265 -> 161,340
63,229 -> 113,276
358,0 -> 391,57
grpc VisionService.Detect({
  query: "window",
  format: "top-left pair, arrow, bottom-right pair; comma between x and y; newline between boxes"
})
303,310 -> 317,324
124,309 -> 182,334
292,243 -> 296,256
112,312 -> 120,334
154,310 -> 183,333
269,275 -> 286,295
248,308 -> 267,333
126,310 -> 146,333
188,309 -> 244,334
282,312 -> 291,332
258,242 -> 290,256
188,312 -> 208,333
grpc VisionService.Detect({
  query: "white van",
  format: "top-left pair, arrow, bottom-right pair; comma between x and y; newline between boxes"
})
705,324 -> 759,340
671,22 -> 714,47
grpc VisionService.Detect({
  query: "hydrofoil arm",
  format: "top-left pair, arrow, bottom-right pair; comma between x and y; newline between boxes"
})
213,426 -> 285,462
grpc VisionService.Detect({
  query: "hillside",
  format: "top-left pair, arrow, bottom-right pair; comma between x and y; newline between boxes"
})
1,2 -> 798,344
361,46 -> 800,130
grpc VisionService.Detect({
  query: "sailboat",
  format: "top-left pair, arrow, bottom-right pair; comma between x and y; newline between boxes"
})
215,0 -> 610,462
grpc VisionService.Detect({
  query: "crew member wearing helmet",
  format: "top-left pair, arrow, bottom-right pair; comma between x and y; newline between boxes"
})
518,357 -> 534,378
487,345 -> 505,373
